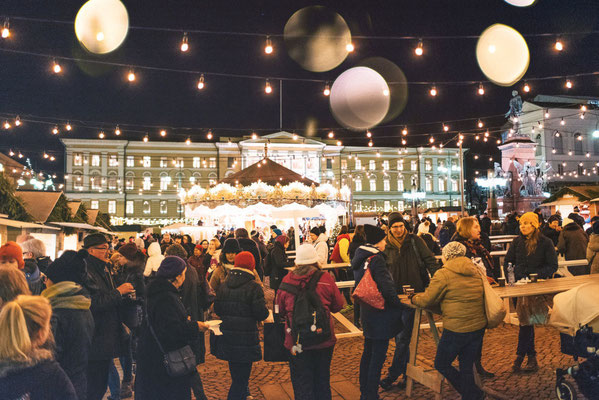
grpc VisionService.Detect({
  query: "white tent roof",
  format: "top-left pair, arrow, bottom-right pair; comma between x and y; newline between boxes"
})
549,282 -> 599,335
50,222 -> 113,234
0,217 -> 60,231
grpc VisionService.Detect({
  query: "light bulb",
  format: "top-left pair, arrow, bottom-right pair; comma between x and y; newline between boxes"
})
160,130 -> 167,137
64,122 -> 71,131
115,125 -> 121,135
52,126 -> 59,135
555,132 -> 560,137
264,36 -> 273,54
95,31 -> 105,42
580,113 -> 585,119
9,150 -> 14,156
414,40 -> 423,56
401,139 -> 407,145
443,124 -> 449,132
292,133 -> 298,140
264,80 -> 272,94
477,83 -> 485,96
251,132 -> 258,140
13,117 -> 21,127
555,38 -> 563,51
523,82 -> 530,92
577,135 -> 583,141
346,42 -> 354,52
197,74 -> 205,90
477,119 -> 484,128
53,60 -> 62,74
565,79 -> 572,89
429,137 -> 435,143
127,69 -> 136,82
180,33 -> 189,52
552,148 -> 556,154
497,139 -> 501,144
323,83 -> 330,96
186,138 -> 191,145
1,19 -> 9,39
3,120 -> 11,129
328,131 -> 334,138
18,153 -> 23,158
402,126 -> 408,136
474,155 -> 479,160
366,131 -> 372,138
336,140 -> 342,146
99,131 -> 105,139
368,140 -> 373,147
50,156 -> 55,161
544,110 -> 550,118
429,86 -> 438,97
560,118 -> 565,126
143,135 -> 149,142
376,151 -> 381,157
207,131 -> 213,140
581,105 -> 587,112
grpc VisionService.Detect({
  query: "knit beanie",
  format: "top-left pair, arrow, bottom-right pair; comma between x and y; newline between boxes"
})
156,256 -> 187,279
295,244 -> 319,265
222,238 -> 241,254
118,242 -> 138,261
83,233 -> 108,249
442,241 -> 467,261
388,212 -> 405,227
234,251 -> 255,271
273,228 -> 283,236
46,249 -> 89,285
275,234 -> 289,246
417,222 -> 430,235
364,224 -> 386,245
519,212 -> 540,229
310,227 -> 320,236
0,241 -> 25,269
547,215 -> 560,225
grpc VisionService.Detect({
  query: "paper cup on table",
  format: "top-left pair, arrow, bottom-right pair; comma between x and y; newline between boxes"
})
205,320 -> 223,336
402,285 -> 411,294
498,277 -> 506,287
529,273 -> 538,283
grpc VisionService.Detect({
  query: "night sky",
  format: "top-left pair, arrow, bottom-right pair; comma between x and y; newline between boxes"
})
1,0 -> 599,179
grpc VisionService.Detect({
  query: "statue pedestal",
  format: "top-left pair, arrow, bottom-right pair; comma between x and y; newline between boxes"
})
498,196 -> 546,215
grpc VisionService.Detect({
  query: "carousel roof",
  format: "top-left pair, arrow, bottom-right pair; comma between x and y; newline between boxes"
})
220,157 -> 317,187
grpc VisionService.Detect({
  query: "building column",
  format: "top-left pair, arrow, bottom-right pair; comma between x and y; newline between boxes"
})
83,151 -> 90,190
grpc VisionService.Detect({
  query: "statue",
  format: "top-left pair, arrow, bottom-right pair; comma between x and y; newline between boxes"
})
505,90 -> 524,136
493,162 -> 504,178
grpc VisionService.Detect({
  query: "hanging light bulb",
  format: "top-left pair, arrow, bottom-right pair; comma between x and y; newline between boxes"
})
484,131 -> 489,137
18,152 -> 23,158
160,129 -> 167,137
52,59 -> 62,74
14,116 -> 21,126
555,131 -> 560,137
401,139 -> 407,145
206,130 -> 213,140
580,113 -> 585,119
115,125 -> 121,135
9,150 -> 14,156
429,136 -> 435,143
197,74 -> 205,90
52,126 -> 59,135
127,69 -> 136,82
336,140 -> 342,146
554,37 -> 563,51
523,82 -> 530,92
552,148 -> 556,154
323,83 -> 330,96
328,131 -> 334,138
264,36 -> 273,54
565,79 -> 572,89
264,79 -> 273,94
50,156 -> 55,161
368,140 -> 373,147
429,86 -> 438,97
366,130 -> 372,138
251,132 -> 258,140
1,19 -> 9,39
560,118 -> 565,126
497,139 -> 501,144
544,110 -> 550,118
180,32 -> 189,52
577,134 -> 583,141
442,123 -> 449,132
346,42 -> 354,52
292,133 -> 298,140
143,135 -> 149,142
474,155 -> 479,160
3,120 -> 10,129
477,83 -> 485,96
376,150 -> 381,157
538,121 -> 544,129
414,40 -> 424,56
477,119 -> 484,128
402,126 -> 408,136
475,135 -> 480,141
98,131 -> 105,139
185,137 -> 191,145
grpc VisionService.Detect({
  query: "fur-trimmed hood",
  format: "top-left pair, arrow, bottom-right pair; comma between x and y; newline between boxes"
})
0,348 -> 53,378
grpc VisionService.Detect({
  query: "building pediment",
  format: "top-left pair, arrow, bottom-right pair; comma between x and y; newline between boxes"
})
239,131 -> 325,147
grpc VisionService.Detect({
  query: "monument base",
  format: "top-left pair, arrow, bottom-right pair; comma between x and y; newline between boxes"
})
498,196 -> 546,215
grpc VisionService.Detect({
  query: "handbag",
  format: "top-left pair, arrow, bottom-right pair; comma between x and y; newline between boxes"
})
477,268 -> 506,329
352,256 -> 385,310
145,303 -> 197,377
263,320 -> 289,362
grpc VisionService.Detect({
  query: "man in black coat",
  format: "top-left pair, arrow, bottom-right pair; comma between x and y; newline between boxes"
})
235,228 -> 264,280
81,233 -> 134,400
480,213 -> 492,236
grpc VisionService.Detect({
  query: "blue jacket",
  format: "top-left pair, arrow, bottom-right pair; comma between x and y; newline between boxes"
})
352,245 -> 405,340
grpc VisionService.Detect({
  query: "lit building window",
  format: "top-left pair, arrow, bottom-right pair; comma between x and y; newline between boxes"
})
355,178 -> 362,192
369,160 -> 376,170
355,159 -> 361,170
126,174 -> 134,190
425,159 -> 432,171
127,156 -> 134,167
384,201 -> 391,212
108,200 -> 116,214
355,201 -> 362,212
91,154 -> 100,167
108,174 -> 117,190
426,200 -> 433,209
143,175 -> 151,190
90,200 -> 99,210
452,199 -> 459,207
440,200 -> 447,207
383,160 -> 389,171
109,154 -> 118,167
369,178 -> 377,191
411,160 -> 417,171
143,156 -> 151,168
341,159 -> 347,170
384,179 -> 390,192
160,157 -> 168,168
193,157 -> 201,168
74,172 -> 83,190
74,153 -> 82,166
160,201 -> 167,214
126,201 -> 134,214
397,201 -> 404,211
160,174 -> 171,190
91,174 -> 101,190
143,201 -> 151,214
425,176 -> 432,191
438,178 -> 446,192
398,159 -> 404,171
397,179 -> 404,191
209,157 -> 217,168
451,178 -> 458,192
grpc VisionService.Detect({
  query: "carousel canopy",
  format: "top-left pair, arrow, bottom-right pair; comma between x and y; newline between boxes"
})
220,157 -> 317,187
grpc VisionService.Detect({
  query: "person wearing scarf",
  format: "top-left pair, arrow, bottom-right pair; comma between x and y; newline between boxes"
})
42,250 -> 95,400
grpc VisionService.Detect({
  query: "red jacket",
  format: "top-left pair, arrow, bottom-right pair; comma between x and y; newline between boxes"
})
330,234 -> 351,263
275,268 -> 345,351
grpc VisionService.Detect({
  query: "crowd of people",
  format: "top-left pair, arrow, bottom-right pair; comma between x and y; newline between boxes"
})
0,206 -> 598,400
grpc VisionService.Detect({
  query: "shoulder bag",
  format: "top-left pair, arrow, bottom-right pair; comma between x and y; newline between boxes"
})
352,256 -> 385,310
476,268 -> 506,329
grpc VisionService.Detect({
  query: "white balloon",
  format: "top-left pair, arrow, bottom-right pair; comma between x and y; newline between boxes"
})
330,67 -> 390,130
504,0 -> 536,7
476,24 -> 529,87
75,0 -> 129,54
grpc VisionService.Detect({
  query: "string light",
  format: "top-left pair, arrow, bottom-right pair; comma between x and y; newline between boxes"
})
160,129 -> 167,137
180,33 -> 189,52
555,131 -> 560,137
414,40 -> 424,56
328,131 -> 334,138
560,118 -> 565,126
264,36 -> 273,54
18,152 -> 23,158
264,79 -> 272,94
52,59 -> 62,74
555,37 -> 564,51
197,74 -> 205,90
185,137 -> 191,145
580,112 -> 585,119
206,130 -> 213,140
292,133 -> 298,140
368,140 -> 373,147
429,136 -> 435,143
251,132 -> 258,140
523,82 -> 530,92
477,83 -> 485,96
346,42 -> 354,52
336,140 -> 342,146
544,109 -> 550,118
577,134 -> 583,141
429,86 -> 438,97
9,150 -> 14,156
52,125 -> 59,135
402,126 -> 408,136
496,139 -> 501,144
14,116 -> 21,126
366,130 -> 372,138
143,135 -> 149,142
401,139 -> 407,145
1,19 -> 9,39
127,69 -> 136,82
3,121 -> 10,129
49,156 -> 55,161
477,119 -> 484,128
115,125 -> 121,135
98,131 -> 105,139
442,123 -> 449,132
565,78 -> 572,89
323,83 -> 330,96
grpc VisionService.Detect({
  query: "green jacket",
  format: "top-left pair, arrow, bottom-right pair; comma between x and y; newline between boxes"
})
411,257 -> 487,333
383,233 -> 438,292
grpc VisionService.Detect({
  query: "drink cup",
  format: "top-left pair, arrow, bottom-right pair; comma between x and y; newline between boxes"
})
529,273 -> 538,283
405,288 -> 415,296
498,277 -> 506,287
402,285 -> 411,294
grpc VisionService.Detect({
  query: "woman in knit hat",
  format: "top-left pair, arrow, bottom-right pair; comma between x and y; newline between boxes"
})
504,211 -> 558,372
0,241 -> 25,269
409,242 -> 487,400
135,256 -> 208,400
42,250 -> 95,400
276,244 -> 345,399
210,238 -> 261,293
214,251 -> 269,400
557,216 -> 589,272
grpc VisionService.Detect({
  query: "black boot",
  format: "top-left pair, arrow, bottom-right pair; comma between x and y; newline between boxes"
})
523,354 -> 539,372
475,361 -> 495,378
512,355 -> 525,372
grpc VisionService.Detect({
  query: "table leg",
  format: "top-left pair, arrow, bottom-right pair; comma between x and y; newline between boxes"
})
425,311 -> 440,344
405,308 -> 422,397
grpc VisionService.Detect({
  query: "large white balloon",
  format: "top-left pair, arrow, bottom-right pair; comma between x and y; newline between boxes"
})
504,0 -> 536,7
75,0 -> 129,54
476,24 -> 529,87
330,67 -> 390,130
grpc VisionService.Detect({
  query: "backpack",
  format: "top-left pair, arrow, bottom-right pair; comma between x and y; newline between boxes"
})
278,271 -> 332,348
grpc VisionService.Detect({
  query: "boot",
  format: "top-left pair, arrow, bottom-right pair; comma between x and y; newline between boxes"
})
475,361 -> 495,378
512,355 -> 525,372
523,354 -> 539,372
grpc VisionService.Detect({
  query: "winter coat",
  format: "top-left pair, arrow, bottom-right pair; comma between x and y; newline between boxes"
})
542,225 -> 560,246
213,268 -> 269,362
210,262 -> 261,293
276,266 -> 345,351
0,349 -> 77,400
267,240 -> 293,291
569,213 -> 586,229
451,233 -> 497,278
348,237 -> 366,260
330,234 -> 351,263
24,258 -> 45,295
383,233 -> 438,293
504,234 -> 558,280
188,254 -> 206,278
557,222 -> 589,261
238,238 -> 264,279
313,234 -> 329,265
36,256 -> 52,274
411,257 -> 487,333
352,245 -> 405,340
587,234 -> 599,274
439,221 -> 456,247
159,239 -> 175,254
83,254 -> 124,360
480,216 -> 492,236
42,282 -> 94,400
136,278 -> 201,400
144,242 -> 165,277
419,233 -> 441,256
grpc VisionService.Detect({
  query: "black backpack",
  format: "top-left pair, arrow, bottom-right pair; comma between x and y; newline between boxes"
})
278,271 -> 332,348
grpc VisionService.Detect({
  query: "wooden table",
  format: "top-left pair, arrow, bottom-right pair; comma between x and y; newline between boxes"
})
494,274 -> 599,298
321,262 -> 351,270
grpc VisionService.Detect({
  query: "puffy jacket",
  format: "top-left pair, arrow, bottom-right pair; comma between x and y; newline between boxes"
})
411,257 -> 487,333
24,258 -> 45,295
419,233 -> 441,256
383,233 -> 438,293
267,240 -> 293,291
557,222 -> 589,261
352,245 -> 405,340
276,265 -> 345,351
330,234 -> 351,263
0,349 -> 77,400
143,242 -> 165,277
587,233 -> 599,274
313,234 -> 329,266
542,225 -> 560,246
214,268 -> 269,362
504,234 -> 558,280
439,221 -> 456,247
